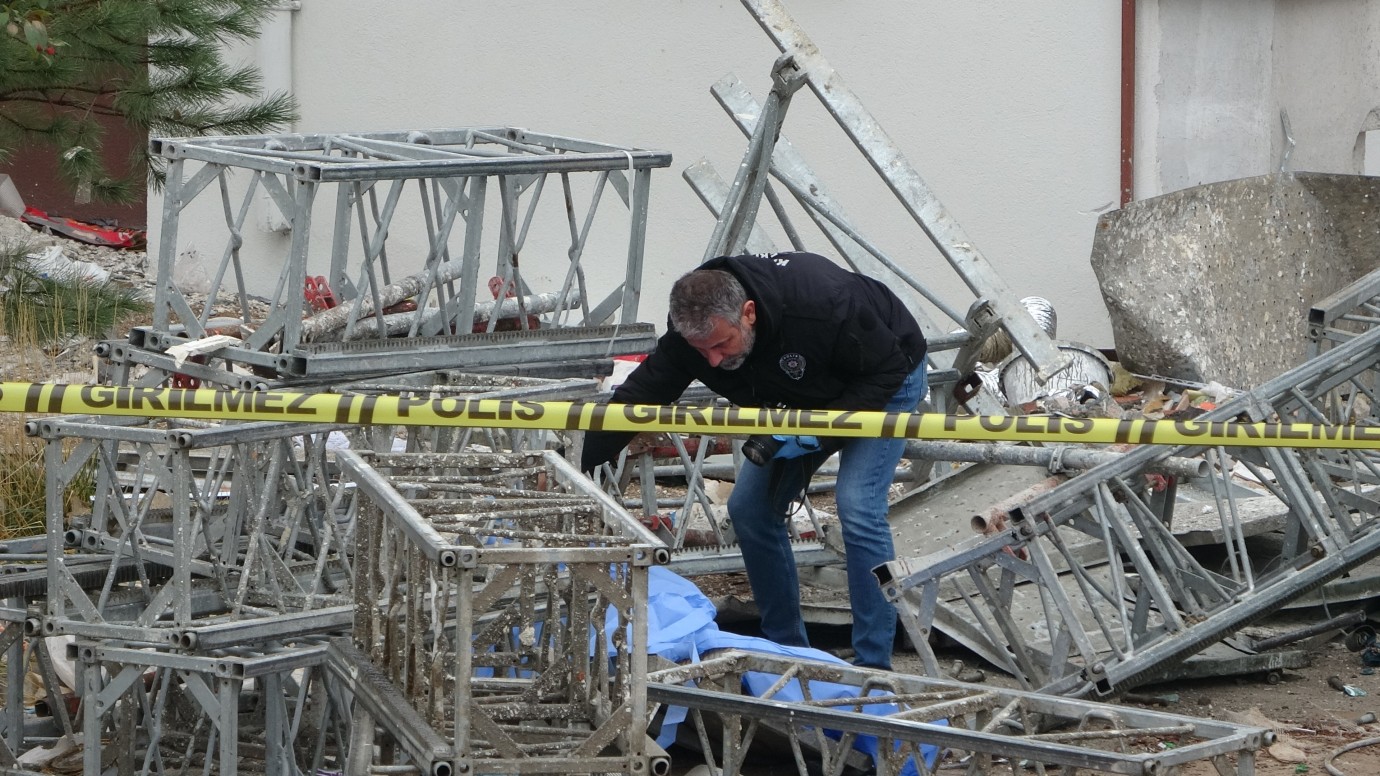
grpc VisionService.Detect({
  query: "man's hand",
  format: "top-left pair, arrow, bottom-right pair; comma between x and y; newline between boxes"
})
772,434 -> 821,459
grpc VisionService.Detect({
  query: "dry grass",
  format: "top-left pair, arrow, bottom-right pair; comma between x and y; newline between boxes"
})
0,419 -> 49,540
0,235 -> 131,538
0,241 -> 147,353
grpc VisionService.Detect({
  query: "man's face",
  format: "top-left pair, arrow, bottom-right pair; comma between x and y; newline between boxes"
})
685,301 -> 756,370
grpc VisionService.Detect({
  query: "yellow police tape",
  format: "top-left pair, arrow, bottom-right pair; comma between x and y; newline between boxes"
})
5,382 -> 1380,449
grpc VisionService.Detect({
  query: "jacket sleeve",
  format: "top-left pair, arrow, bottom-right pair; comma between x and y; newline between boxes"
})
823,302 -> 916,411
579,342 -> 696,473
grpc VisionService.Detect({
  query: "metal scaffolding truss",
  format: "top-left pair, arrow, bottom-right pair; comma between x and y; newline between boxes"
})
688,0 -> 1068,398
339,449 -> 668,775
882,319 -> 1380,697
29,415 -> 350,646
139,128 -> 670,387
648,650 -> 1270,776
1309,264 -> 1380,363
70,639 -> 339,776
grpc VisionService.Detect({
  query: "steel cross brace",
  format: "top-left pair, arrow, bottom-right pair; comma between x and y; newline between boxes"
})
883,321 -> 1380,697
730,0 -> 1069,383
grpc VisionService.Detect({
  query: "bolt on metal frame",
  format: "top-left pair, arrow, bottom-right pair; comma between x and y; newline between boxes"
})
883,320 -> 1380,697
142,128 -> 669,386
339,449 -> 668,775
648,650 -> 1270,776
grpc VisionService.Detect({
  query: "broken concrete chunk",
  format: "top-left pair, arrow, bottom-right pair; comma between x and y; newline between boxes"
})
1092,172 -> 1380,387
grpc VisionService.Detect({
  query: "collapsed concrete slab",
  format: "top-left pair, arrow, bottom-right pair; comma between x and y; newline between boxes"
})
1091,172 -> 1380,387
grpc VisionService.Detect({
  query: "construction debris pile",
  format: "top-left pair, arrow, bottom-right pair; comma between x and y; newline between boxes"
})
7,2 -> 1380,775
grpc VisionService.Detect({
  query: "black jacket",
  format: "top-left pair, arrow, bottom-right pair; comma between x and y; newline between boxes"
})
581,252 -> 927,471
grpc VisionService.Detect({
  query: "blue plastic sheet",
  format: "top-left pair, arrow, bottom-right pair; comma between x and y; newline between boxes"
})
626,567 -> 941,773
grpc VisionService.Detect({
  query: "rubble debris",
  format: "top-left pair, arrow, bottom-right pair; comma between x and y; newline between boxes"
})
20,206 -> 144,249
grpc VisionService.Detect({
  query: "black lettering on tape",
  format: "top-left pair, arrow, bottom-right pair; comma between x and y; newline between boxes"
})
1137,420 -> 1156,444
1275,423 -> 1309,440
216,391 -> 250,414
831,411 -> 863,431
764,407 -> 791,430
1176,420 -> 1208,438
1313,424 -> 1344,442
465,399 -> 495,421
131,387 -> 161,411
1356,425 -> 1380,442
79,385 -> 111,409
979,416 -> 1013,433
721,406 -> 756,428
287,393 -> 315,416
1063,417 -> 1094,434
25,381 -> 44,411
254,393 -> 284,415
798,410 -> 829,430
396,396 -> 429,416
679,405 -> 708,428
180,390 -> 213,413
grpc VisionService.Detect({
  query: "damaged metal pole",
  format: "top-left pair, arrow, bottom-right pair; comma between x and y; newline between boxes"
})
739,0 -> 1070,383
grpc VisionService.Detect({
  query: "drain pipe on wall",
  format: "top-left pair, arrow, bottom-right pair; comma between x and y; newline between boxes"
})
261,2 -> 301,233
1120,0 -> 1135,207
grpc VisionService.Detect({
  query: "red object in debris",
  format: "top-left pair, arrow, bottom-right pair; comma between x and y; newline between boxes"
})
171,354 -> 207,389
20,206 -> 144,249
473,274 -> 540,333
640,514 -> 674,532
304,276 -> 337,312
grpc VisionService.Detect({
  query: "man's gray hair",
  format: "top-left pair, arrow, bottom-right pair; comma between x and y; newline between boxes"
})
668,269 -> 747,340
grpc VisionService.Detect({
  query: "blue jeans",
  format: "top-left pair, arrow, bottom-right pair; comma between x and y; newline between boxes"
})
729,362 -> 928,669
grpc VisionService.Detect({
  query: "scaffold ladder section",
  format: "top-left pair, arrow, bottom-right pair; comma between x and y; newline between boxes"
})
649,650 -> 1270,776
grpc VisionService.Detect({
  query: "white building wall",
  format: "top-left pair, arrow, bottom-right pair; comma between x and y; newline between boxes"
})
1138,0 -> 1380,195
155,1 -> 1380,353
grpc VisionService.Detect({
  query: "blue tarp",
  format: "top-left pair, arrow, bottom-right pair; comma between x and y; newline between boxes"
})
628,566 -> 941,773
